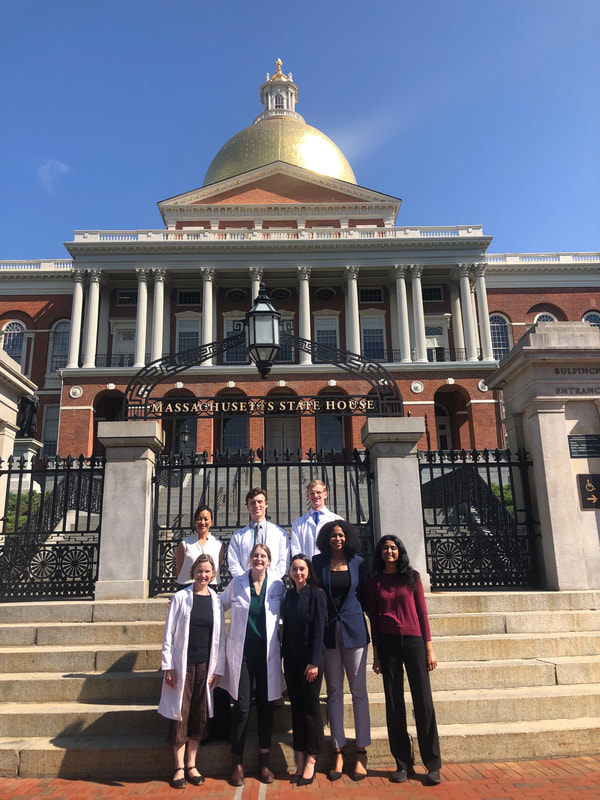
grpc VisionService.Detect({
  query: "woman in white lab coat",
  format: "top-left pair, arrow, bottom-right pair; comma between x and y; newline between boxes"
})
220,542 -> 285,786
158,554 -> 225,789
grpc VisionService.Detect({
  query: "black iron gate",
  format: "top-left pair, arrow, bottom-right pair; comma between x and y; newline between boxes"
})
151,448 -> 373,595
0,455 -> 105,601
419,448 -> 540,590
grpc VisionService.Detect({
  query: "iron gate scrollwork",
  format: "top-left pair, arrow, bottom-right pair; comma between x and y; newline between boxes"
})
0,455 -> 105,601
151,447 -> 373,596
419,448 -> 540,590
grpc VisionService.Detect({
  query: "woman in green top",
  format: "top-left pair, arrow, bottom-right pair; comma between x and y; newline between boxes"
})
220,543 -> 285,786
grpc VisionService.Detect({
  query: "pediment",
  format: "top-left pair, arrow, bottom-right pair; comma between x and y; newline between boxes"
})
159,162 -> 401,211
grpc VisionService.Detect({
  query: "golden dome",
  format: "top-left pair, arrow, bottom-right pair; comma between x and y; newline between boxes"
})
203,60 -> 356,186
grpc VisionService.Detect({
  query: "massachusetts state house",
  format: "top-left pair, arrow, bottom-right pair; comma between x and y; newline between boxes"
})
1,60 -> 599,459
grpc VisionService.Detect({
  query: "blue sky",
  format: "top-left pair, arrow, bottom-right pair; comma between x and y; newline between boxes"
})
1,0 -> 598,259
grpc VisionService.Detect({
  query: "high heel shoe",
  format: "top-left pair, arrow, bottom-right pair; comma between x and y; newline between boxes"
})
298,758 -> 317,786
328,750 -> 343,781
353,748 -> 368,782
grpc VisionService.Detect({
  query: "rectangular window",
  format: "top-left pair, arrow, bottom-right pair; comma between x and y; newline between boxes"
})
177,318 -> 200,353
359,287 -> 383,304
314,317 -> 339,361
360,317 -> 385,361
115,290 -> 137,306
276,317 -> 294,363
422,286 -> 444,302
224,318 -> 247,363
42,405 -> 60,459
177,291 -> 202,306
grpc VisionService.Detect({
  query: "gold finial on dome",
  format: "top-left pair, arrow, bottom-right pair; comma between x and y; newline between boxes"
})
271,58 -> 287,81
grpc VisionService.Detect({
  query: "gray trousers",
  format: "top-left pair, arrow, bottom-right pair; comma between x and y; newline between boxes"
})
323,623 -> 371,749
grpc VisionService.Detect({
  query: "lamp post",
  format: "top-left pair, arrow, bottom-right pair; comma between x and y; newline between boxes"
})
246,283 -> 281,379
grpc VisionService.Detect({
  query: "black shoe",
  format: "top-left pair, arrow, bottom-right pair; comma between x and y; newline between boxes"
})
290,773 -> 301,784
353,749 -> 367,781
298,758 -> 317,786
390,769 -> 407,783
170,768 -> 186,789
185,766 -> 205,785
425,769 -> 441,785
328,749 -> 343,781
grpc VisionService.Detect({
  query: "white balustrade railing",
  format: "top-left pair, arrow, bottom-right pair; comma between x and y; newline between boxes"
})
0,259 -> 73,271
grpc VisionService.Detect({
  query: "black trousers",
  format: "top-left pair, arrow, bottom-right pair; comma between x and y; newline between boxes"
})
231,638 -> 273,757
378,633 -> 441,772
283,657 -> 324,755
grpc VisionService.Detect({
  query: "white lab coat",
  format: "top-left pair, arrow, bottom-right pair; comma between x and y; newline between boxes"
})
157,585 -> 226,721
290,506 -> 343,559
219,570 -> 285,702
227,521 -> 290,579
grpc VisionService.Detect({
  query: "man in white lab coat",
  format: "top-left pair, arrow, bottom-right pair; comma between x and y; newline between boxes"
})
290,479 -> 342,559
227,487 -> 290,579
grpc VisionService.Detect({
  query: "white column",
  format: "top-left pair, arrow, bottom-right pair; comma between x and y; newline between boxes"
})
134,269 -> 149,368
449,281 -> 465,360
151,269 -> 166,362
249,266 -> 263,301
67,270 -> 85,368
409,264 -> 427,362
82,270 -> 101,368
473,263 -> 494,361
201,267 -> 215,366
345,266 -> 361,354
393,264 -> 412,362
458,263 -> 478,361
297,266 -> 312,364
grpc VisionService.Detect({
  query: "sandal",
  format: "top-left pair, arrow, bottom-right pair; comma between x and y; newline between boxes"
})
170,767 -> 186,789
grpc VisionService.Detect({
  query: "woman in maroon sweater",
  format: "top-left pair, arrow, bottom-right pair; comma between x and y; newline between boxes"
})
367,535 -> 441,786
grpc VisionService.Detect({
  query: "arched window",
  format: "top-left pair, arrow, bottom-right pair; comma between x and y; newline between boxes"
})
583,311 -> 600,330
1,320 -> 25,365
50,320 -> 70,372
534,312 -> 557,323
489,314 -> 511,359
274,92 -> 284,109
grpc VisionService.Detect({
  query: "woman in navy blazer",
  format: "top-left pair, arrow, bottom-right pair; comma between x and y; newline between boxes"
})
312,520 -> 371,782
281,554 -> 327,785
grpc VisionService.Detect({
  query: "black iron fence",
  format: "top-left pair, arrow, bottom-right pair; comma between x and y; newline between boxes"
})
419,448 -> 540,590
152,448 -> 373,595
0,456 -> 105,601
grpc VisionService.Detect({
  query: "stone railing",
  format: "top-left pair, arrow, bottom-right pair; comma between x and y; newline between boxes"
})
0,259 -> 73,271
485,252 -> 600,265
70,224 -> 485,243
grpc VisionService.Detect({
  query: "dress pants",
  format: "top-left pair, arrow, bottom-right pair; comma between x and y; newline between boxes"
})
377,633 -> 441,771
167,662 -> 208,746
283,657 -> 324,755
230,638 -> 273,757
323,623 -> 371,749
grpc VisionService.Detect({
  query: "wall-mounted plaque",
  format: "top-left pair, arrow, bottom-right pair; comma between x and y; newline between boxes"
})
568,435 -> 600,458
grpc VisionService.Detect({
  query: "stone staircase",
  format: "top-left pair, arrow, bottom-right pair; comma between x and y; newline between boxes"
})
0,591 -> 599,779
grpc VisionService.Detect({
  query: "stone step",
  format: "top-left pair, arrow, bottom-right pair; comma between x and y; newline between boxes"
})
0,672 -> 163,703
425,590 -> 600,615
434,631 -> 600,662
3,681 -> 600,737
0,621 -> 166,647
2,717 -> 600,779
429,609 -> 600,636
0,645 -> 162,673
0,599 -> 169,625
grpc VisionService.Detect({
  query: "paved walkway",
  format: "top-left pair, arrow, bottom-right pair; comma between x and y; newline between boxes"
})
0,757 -> 599,800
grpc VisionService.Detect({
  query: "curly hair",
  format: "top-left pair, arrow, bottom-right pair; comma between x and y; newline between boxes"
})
316,519 -> 361,560
373,535 -> 419,589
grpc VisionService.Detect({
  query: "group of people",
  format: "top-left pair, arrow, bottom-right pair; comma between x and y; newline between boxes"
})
158,480 -> 442,788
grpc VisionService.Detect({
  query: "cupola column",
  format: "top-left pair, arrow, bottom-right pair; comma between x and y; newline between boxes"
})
473,263 -> 494,361
66,270 -> 85,368
201,268 -> 215,366
151,269 -> 166,362
393,265 -> 412,362
345,266 -> 361,354
134,269 -> 149,369
449,282 -> 465,360
82,270 -> 101,368
409,265 -> 428,362
297,266 -> 312,364
458,263 -> 479,361
250,267 -> 263,301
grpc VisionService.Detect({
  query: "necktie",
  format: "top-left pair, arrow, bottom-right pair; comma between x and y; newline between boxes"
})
254,524 -> 262,545
313,510 -> 321,525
